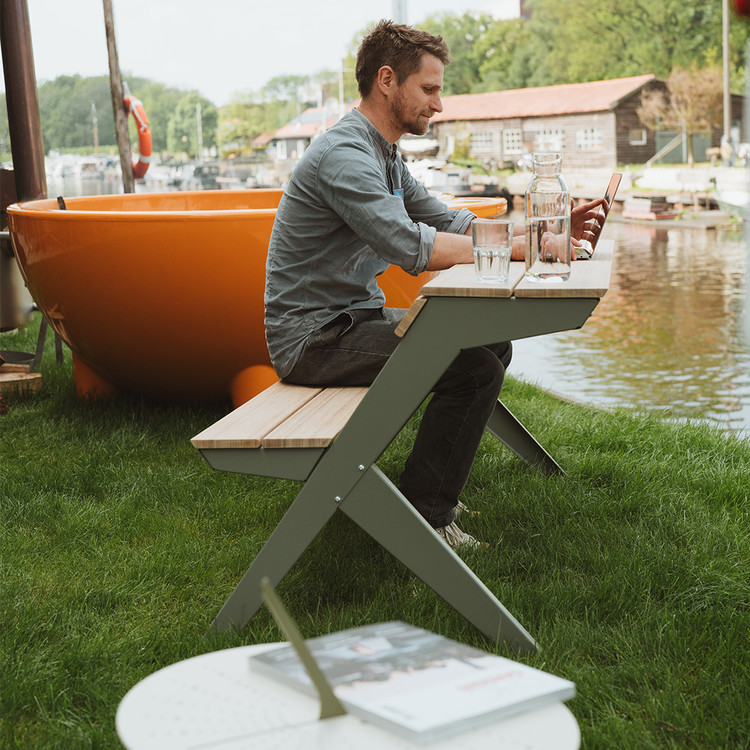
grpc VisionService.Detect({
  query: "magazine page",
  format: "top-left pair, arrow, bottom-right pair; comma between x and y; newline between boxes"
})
249,622 -> 575,743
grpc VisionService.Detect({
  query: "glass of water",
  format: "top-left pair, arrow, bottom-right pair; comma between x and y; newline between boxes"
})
471,218 -> 514,283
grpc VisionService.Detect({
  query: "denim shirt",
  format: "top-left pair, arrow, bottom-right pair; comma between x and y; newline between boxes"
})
265,109 -> 475,377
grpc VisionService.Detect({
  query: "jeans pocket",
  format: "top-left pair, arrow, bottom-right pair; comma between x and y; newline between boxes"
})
308,312 -> 354,349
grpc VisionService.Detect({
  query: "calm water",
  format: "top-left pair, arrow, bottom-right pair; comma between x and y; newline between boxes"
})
509,209 -> 750,438
46,175 -> 750,437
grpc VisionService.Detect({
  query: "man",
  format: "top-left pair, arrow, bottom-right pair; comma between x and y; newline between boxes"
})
265,20 -> 604,548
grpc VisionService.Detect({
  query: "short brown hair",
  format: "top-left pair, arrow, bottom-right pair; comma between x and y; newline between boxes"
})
355,20 -> 451,98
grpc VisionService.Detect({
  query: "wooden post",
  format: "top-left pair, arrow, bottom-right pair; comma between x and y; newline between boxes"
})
0,0 -> 47,202
102,0 -> 135,193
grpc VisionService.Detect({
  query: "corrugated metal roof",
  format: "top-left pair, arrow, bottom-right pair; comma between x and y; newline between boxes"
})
431,74 -> 656,123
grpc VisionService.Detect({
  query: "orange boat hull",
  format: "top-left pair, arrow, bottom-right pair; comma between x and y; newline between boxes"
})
8,189 -> 506,404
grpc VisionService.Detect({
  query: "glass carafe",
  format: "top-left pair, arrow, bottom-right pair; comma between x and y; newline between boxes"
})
524,153 -> 571,281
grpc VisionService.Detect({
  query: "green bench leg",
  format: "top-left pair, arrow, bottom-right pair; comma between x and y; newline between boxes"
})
339,465 -> 537,654
208,483 -> 341,634
487,400 -> 563,476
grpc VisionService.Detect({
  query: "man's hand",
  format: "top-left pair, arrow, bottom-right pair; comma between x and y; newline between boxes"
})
571,198 -> 607,245
539,230 -> 570,261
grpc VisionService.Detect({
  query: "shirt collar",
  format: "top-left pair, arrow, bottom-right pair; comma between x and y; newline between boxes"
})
351,108 -> 398,160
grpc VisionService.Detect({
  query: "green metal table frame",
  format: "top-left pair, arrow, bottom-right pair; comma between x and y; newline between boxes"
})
197,294 -> 599,653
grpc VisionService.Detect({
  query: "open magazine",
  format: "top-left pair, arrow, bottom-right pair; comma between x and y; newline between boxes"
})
249,621 -> 575,744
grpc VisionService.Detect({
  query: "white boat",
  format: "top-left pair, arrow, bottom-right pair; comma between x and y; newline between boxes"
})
714,167 -> 749,216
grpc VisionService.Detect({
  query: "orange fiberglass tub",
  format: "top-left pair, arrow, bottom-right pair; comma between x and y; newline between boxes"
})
8,189 -> 506,405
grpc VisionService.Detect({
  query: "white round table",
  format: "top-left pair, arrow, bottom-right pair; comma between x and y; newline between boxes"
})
116,644 -> 580,749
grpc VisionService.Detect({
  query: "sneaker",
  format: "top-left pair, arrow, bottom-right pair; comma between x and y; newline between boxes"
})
456,501 -> 480,518
436,521 -> 482,550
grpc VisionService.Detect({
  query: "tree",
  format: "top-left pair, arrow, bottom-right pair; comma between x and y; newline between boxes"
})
218,90 -> 297,157
472,18 -> 531,92
421,12 -> 495,95
637,64 -> 724,166
37,75 -> 107,151
166,92 -> 218,158
33,74 -> 196,155
519,0 -> 750,89
261,74 -> 310,103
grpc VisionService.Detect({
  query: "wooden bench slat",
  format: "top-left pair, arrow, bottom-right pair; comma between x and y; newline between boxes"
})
191,381 -> 322,450
262,386 -> 369,449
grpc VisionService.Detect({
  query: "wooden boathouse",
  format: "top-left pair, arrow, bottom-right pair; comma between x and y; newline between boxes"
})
428,74 -> 745,171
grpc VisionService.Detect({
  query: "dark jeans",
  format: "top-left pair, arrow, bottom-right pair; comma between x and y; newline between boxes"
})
284,307 -> 512,528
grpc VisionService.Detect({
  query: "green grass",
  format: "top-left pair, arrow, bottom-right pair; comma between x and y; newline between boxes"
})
1,314 -> 748,749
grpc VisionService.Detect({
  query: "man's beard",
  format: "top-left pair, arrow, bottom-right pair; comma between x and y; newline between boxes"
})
392,89 -> 430,136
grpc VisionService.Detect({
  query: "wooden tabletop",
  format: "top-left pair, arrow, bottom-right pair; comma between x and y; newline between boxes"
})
420,240 -> 614,300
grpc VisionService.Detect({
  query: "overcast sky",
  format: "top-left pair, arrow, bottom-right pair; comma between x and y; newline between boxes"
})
1,0 -> 520,106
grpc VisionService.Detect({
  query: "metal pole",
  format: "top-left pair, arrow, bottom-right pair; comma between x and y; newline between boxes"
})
196,102 -> 203,163
0,0 -> 47,202
102,0 -> 135,193
92,101 -> 99,154
722,0 -> 732,165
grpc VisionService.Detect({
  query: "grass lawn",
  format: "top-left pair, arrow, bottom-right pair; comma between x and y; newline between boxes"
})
1,314 -> 748,749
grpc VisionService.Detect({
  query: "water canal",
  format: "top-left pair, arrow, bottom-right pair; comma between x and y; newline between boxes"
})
42,175 -> 750,438
510,209 -> 750,438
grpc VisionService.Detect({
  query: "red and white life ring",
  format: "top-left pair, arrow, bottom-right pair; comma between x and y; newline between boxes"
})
124,93 -> 152,179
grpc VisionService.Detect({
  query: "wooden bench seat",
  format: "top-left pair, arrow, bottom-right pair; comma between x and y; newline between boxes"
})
191,381 -> 368,451
191,382 -> 372,482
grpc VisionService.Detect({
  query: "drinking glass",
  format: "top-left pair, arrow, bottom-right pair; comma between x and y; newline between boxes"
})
472,218 -> 513,283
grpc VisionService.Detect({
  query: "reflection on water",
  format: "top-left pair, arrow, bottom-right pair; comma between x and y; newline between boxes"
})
38,177 -> 750,437
511,210 -> 750,437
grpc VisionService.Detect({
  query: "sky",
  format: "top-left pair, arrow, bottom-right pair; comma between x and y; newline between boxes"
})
1,0 -> 520,107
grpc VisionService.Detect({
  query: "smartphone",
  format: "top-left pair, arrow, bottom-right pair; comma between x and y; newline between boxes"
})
576,172 -> 622,258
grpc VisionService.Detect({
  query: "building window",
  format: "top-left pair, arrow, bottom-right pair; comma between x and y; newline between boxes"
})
276,140 -> 287,160
469,130 -> 498,156
629,128 -> 647,146
502,128 -> 523,154
533,129 -> 565,151
576,128 -> 603,152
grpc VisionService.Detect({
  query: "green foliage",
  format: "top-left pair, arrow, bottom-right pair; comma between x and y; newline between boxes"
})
472,18 -> 531,92
37,75 -> 113,152
416,0 -> 749,95
520,0 -> 750,89
0,74 -> 210,158
218,91 -> 297,157
261,74 -> 310,102
421,12 -> 497,96
33,75 -> 183,154
166,92 -> 218,157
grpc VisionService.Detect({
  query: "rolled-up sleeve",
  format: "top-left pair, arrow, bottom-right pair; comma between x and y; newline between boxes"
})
443,207 -> 475,235
400,165 -> 476,238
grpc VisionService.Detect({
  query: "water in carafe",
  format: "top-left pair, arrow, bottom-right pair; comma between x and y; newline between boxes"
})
525,153 -> 571,281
